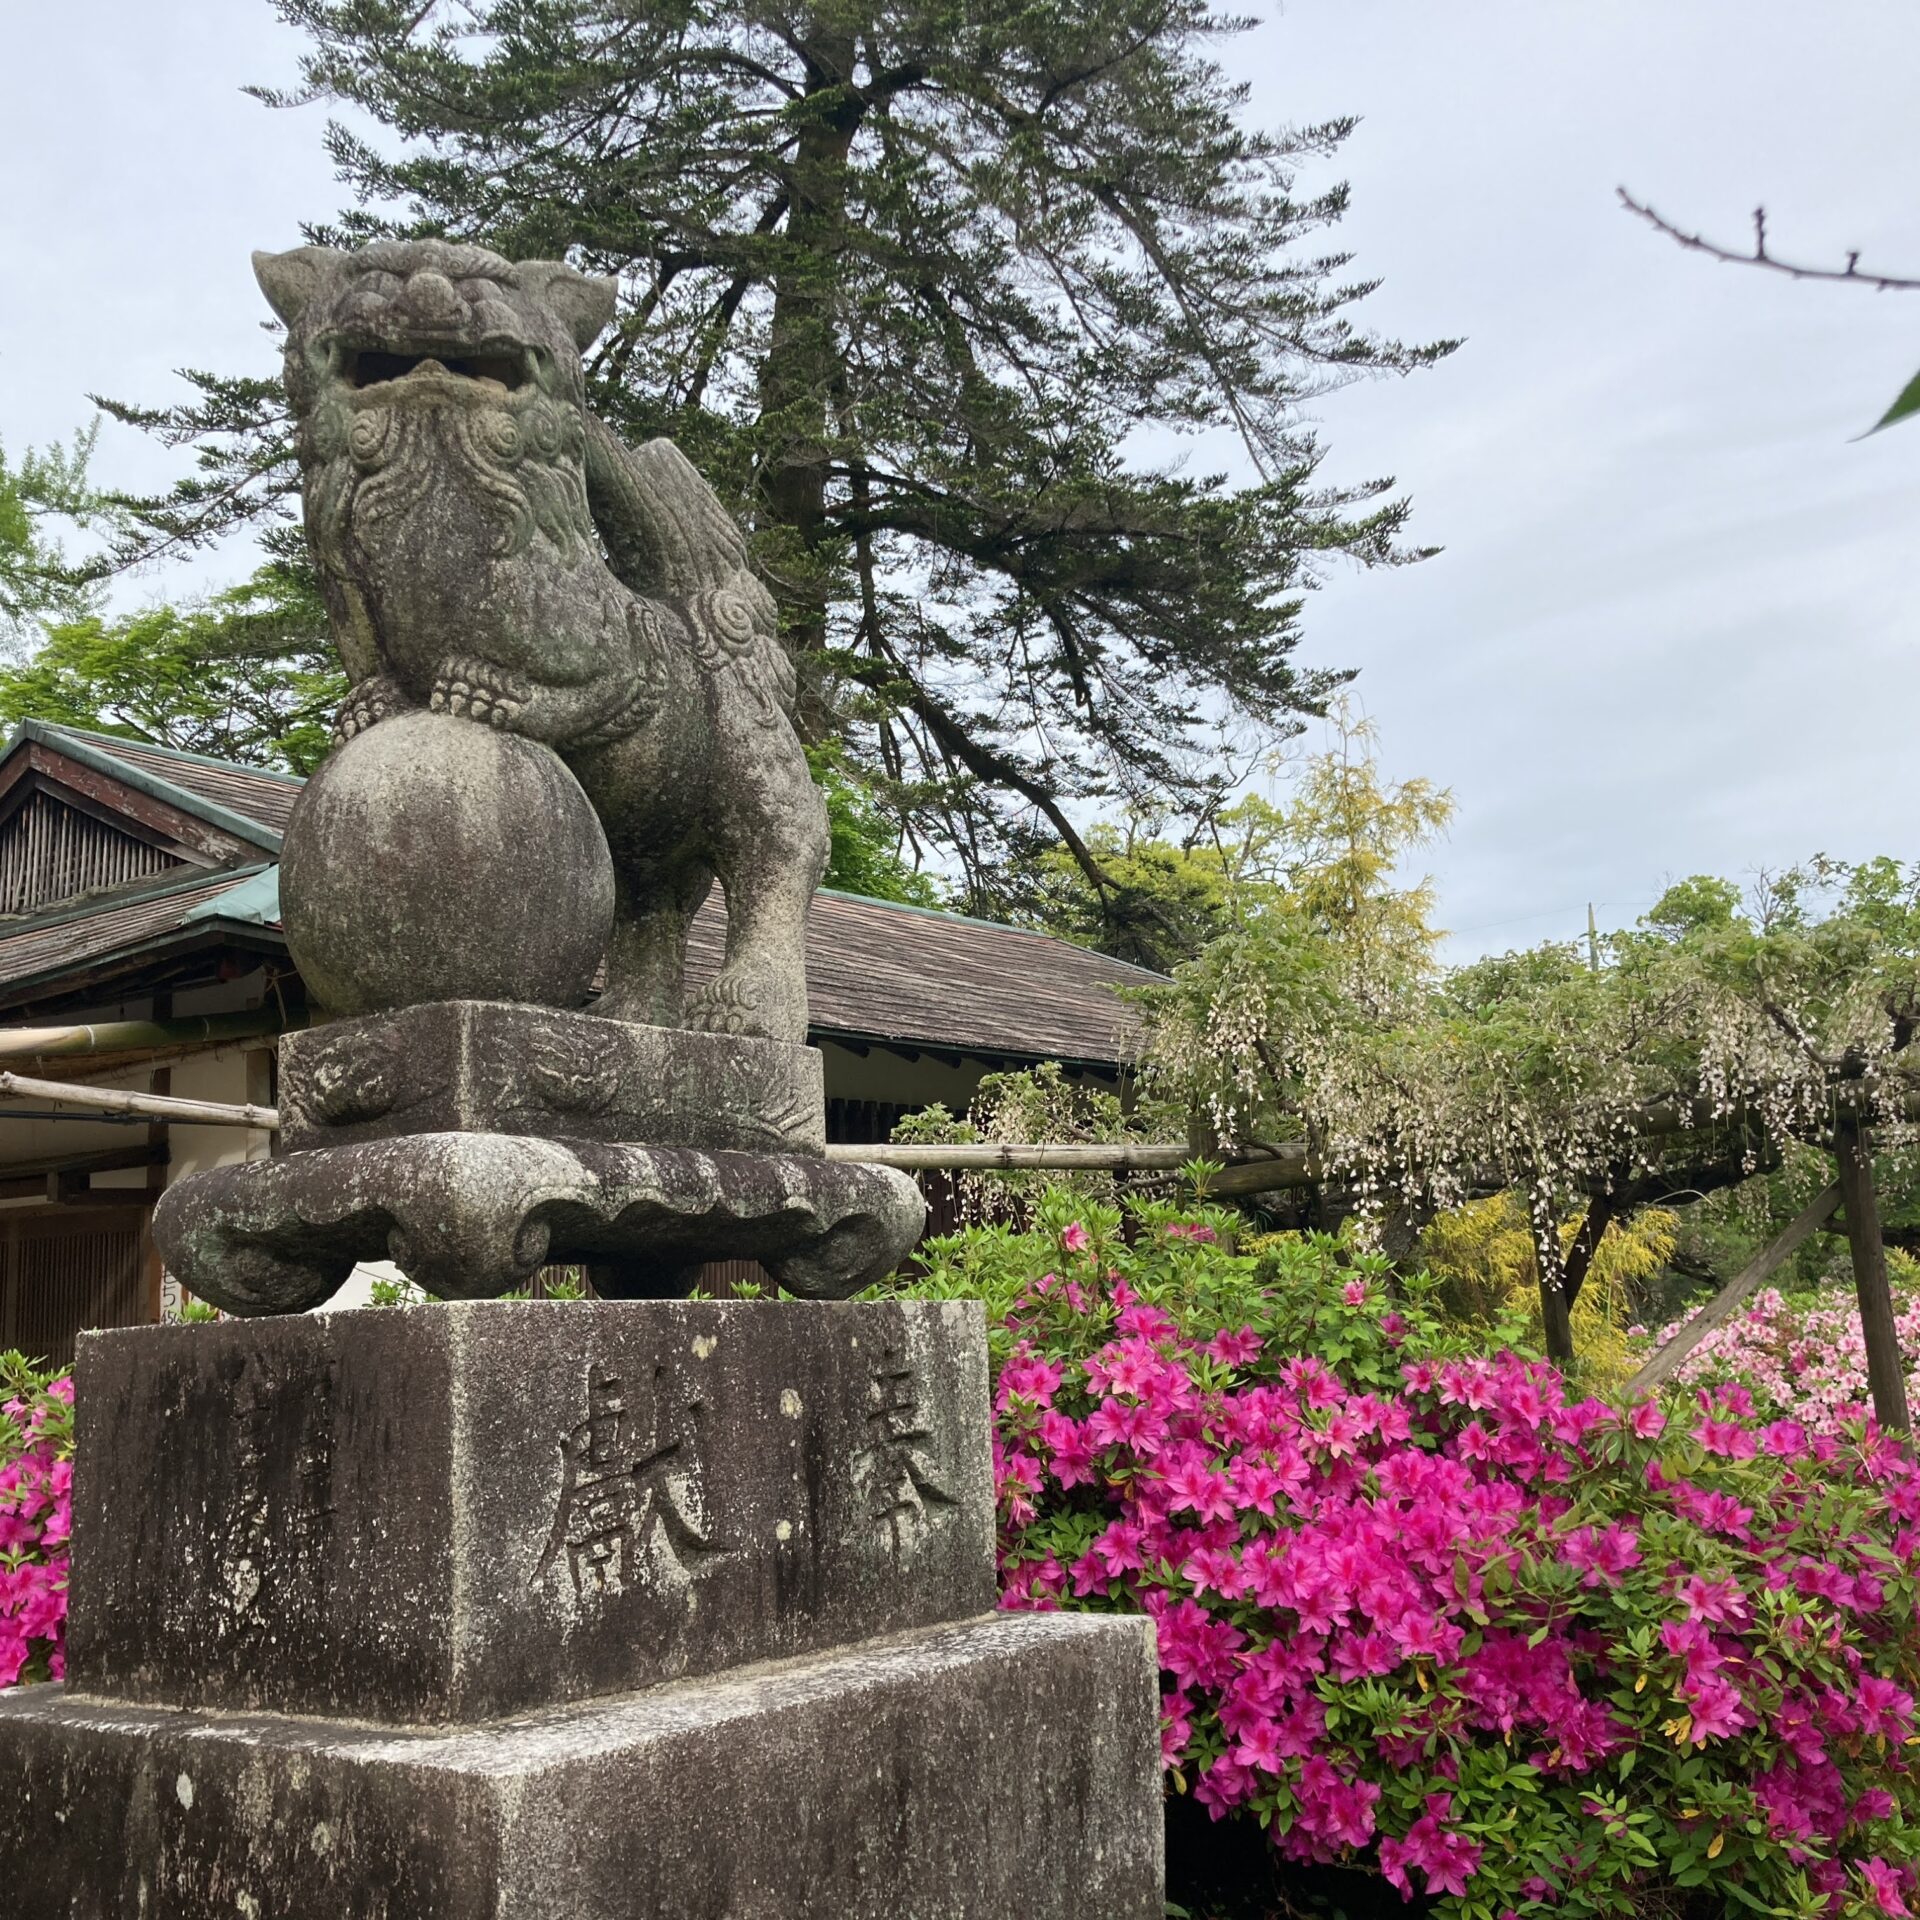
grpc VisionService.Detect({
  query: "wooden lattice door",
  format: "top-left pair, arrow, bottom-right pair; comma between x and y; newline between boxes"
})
0,1209 -> 154,1370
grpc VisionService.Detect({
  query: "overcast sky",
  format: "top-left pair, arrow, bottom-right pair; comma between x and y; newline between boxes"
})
5,1 -> 1917,958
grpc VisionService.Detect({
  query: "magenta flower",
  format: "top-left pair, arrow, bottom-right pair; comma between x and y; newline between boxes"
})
1207,1325 -> 1262,1368
1625,1399 -> 1666,1439
1692,1415 -> 1758,1459
1860,1858 -> 1912,1917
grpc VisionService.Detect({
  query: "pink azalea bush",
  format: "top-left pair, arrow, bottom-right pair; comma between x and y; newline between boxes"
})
0,1352 -> 72,1688
906,1194 -> 1920,1919
1649,1283 -> 1920,1438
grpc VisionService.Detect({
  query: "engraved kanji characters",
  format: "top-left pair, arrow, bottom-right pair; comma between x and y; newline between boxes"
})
854,1343 -> 957,1557
535,1363 -> 710,1596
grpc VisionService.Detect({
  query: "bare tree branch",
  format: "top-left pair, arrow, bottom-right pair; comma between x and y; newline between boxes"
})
1618,188 -> 1920,292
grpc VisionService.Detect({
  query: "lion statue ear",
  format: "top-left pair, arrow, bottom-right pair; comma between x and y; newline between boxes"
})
519,262 -> 619,352
253,247 -> 346,328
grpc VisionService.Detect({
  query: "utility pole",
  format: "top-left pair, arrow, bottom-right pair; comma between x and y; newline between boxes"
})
1587,903 -> 1600,974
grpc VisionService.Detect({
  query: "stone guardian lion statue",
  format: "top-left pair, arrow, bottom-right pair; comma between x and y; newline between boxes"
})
254,237 -> 826,1044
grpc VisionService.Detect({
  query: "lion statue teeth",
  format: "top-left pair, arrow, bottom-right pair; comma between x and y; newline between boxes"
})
256,237 -> 826,1044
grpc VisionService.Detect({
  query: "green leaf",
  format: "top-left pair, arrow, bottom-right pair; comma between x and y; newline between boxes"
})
1865,365 -> 1920,436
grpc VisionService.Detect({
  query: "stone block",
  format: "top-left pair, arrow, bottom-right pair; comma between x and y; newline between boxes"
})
1,1612 -> 1165,1919
278,1001 -> 826,1156
67,1301 -> 992,1723
153,1138 -> 925,1313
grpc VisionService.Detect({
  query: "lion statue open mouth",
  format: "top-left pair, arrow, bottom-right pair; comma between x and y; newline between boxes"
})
257,237 -> 824,1044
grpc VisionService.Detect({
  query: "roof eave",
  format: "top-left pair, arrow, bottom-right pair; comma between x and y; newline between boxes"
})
4,720 -> 285,857
0,921 -> 290,1014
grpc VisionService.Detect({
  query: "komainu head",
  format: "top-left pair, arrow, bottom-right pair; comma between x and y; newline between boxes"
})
255,239 -> 616,565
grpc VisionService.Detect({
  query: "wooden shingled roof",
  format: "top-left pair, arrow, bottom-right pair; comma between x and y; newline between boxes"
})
0,867 -> 281,998
686,888 -> 1157,1065
0,724 -> 1159,1063
83,735 -> 302,837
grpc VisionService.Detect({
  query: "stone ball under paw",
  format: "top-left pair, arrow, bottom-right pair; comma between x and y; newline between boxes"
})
281,709 -> 614,1016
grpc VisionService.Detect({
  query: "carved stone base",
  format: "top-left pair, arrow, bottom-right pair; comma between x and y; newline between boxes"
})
278,1001 -> 825,1156
0,1613 -> 1164,1919
152,1137 -> 925,1314
66,1305 -> 992,1723
0,1285 -> 1166,1915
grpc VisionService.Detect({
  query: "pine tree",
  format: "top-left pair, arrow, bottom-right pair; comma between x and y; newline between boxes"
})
108,0 -> 1452,906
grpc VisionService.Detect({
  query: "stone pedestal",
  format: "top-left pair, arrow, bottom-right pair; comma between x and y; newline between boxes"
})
154,1136 -> 926,1314
154,1000 -> 927,1314
68,1303 -> 996,1722
277,1002 -> 827,1156
0,1304 -> 1164,1917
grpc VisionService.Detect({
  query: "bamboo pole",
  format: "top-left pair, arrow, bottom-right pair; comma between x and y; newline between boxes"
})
1834,1120 -> 1911,1433
0,1071 -> 280,1132
0,1007 -> 294,1060
821,1142 -> 1196,1171
1623,1181 -> 1843,1394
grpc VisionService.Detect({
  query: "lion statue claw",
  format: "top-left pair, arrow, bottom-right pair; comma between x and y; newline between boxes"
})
258,238 -> 827,1042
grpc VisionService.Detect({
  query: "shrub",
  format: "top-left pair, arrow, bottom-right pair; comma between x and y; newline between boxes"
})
0,1352 -> 72,1688
1420,1193 -> 1678,1394
1649,1279 -> 1920,1439
902,1192 -> 1920,1920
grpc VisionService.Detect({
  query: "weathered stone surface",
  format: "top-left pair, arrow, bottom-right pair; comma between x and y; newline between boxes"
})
278,1000 -> 825,1156
67,1301 -> 991,1723
262,236 -> 828,1043
154,1137 -> 924,1312
282,712 -> 616,1017
2,1612 -> 1165,1919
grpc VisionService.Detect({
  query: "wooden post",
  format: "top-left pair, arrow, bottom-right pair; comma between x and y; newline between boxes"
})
1624,1181 -> 1841,1393
1834,1119 -> 1911,1433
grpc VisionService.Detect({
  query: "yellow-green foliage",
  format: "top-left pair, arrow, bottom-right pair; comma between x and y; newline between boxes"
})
1418,1192 -> 1677,1390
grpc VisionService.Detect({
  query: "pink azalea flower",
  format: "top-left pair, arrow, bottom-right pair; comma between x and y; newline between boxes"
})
1624,1399 -> 1666,1439
1206,1326 -> 1262,1368
1860,1858 -> 1912,1918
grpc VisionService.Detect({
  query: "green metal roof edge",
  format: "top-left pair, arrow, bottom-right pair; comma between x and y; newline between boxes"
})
5,720 -> 286,854
21,719 -> 303,786
806,1022 -> 1133,1071
181,864 -> 281,928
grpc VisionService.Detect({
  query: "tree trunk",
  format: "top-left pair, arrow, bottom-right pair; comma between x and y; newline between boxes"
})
754,37 -> 860,669
1560,1192 -> 1615,1313
1526,1188 -> 1576,1369
1833,1118 -> 1911,1433
1539,1276 -> 1575,1370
